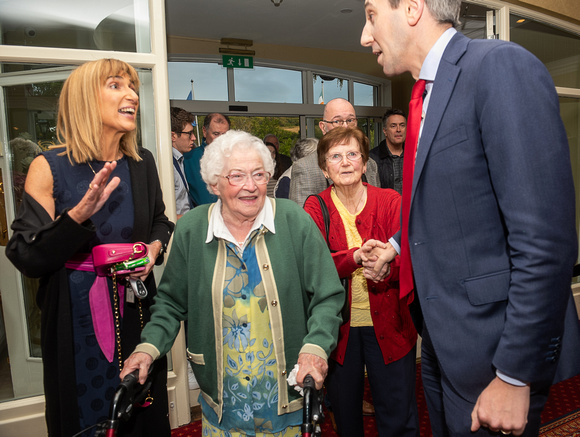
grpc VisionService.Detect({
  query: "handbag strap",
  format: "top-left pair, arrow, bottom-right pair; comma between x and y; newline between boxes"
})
310,194 -> 331,248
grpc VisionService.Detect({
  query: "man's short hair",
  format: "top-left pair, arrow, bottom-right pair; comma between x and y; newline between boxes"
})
387,0 -> 461,27
203,113 -> 231,129
382,108 -> 407,129
170,107 -> 194,133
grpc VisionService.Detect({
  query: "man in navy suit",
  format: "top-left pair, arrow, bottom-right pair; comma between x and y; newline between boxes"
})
359,0 -> 579,436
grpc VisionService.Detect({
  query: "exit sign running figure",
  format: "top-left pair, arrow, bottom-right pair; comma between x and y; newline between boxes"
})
222,55 -> 253,69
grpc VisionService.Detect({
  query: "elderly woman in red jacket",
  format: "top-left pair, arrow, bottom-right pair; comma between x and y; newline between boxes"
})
304,127 -> 418,437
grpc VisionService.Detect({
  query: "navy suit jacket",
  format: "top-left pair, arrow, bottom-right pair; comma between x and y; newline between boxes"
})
400,32 -> 579,402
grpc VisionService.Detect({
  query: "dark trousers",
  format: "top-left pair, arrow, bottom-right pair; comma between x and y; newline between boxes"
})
326,326 -> 420,437
421,324 -> 550,437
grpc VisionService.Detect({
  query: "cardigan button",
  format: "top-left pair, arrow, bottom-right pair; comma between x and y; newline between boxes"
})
271,300 -> 278,307
263,263 -> 270,270
282,370 -> 287,376
282,404 -> 288,409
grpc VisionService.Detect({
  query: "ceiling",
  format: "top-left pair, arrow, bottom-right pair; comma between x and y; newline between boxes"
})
165,0 -> 490,54
165,0 -> 371,54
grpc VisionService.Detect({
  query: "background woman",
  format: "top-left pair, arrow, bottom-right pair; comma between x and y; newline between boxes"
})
303,127 -> 419,437
265,141 -> 283,197
121,130 -> 344,436
6,59 -> 174,436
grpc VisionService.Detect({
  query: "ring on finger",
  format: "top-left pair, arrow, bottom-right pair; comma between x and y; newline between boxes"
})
500,431 -> 511,435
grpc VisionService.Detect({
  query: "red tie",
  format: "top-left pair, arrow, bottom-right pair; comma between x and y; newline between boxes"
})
400,79 -> 426,301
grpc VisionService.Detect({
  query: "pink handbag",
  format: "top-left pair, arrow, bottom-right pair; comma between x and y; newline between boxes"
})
92,242 -> 149,276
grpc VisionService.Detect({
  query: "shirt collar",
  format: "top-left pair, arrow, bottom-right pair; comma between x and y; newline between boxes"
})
172,147 -> 183,161
419,27 -> 457,82
205,197 -> 276,247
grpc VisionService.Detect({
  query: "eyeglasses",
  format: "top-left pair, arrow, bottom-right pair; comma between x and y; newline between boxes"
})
222,171 -> 271,186
322,118 -> 358,127
326,151 -> 363,164
178,130 -> 196,138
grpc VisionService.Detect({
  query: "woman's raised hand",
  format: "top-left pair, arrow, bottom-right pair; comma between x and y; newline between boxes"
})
68,161 -> 121,224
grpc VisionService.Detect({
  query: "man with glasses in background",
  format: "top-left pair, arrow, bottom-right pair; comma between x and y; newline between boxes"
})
289,98 -> 380,207
171,107 -> 197,219
184,112 -> 230,205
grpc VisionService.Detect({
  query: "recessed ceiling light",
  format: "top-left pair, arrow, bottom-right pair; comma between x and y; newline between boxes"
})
517,18 -> 525,23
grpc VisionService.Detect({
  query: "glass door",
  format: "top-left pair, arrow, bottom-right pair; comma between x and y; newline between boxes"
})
0,65 -> 71,400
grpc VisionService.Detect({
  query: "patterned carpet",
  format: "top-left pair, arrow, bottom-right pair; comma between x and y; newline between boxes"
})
540,409 -> 580,437
171,369 -> 580,437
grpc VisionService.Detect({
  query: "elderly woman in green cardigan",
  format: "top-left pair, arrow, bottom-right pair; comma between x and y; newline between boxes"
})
121,130 -> 345,436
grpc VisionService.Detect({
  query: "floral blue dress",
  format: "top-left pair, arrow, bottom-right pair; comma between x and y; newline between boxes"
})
201,228 -> 302,437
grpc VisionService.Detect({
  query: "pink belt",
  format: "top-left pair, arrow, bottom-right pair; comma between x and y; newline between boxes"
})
65,253 -> 125,363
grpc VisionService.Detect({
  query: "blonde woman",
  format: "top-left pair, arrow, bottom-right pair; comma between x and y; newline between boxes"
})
6,59 -> 173,436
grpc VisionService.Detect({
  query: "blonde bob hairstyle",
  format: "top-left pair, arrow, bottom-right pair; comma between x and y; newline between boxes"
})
200,130 -> 275,194
57,58 -> 141,164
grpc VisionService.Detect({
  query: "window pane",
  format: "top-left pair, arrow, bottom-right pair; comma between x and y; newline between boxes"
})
354,82 -> 375,106
313,75 -> 348,104
168,62 -> 228,101
0,0 -> 151,52
459,3 -> 493,40
197,115 -> 300,157
511,15 -> 580,88
234,66 -> 302,103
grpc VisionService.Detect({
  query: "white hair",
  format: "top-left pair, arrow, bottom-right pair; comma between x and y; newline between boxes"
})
291,138 -> 319,162
200,130 -> 275,193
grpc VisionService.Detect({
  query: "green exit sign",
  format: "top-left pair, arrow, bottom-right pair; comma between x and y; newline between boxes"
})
222,55 -> 253,69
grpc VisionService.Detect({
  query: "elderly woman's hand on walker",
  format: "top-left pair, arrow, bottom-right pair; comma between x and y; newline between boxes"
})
120,352 -> 154,385
296,353 -> 329,390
